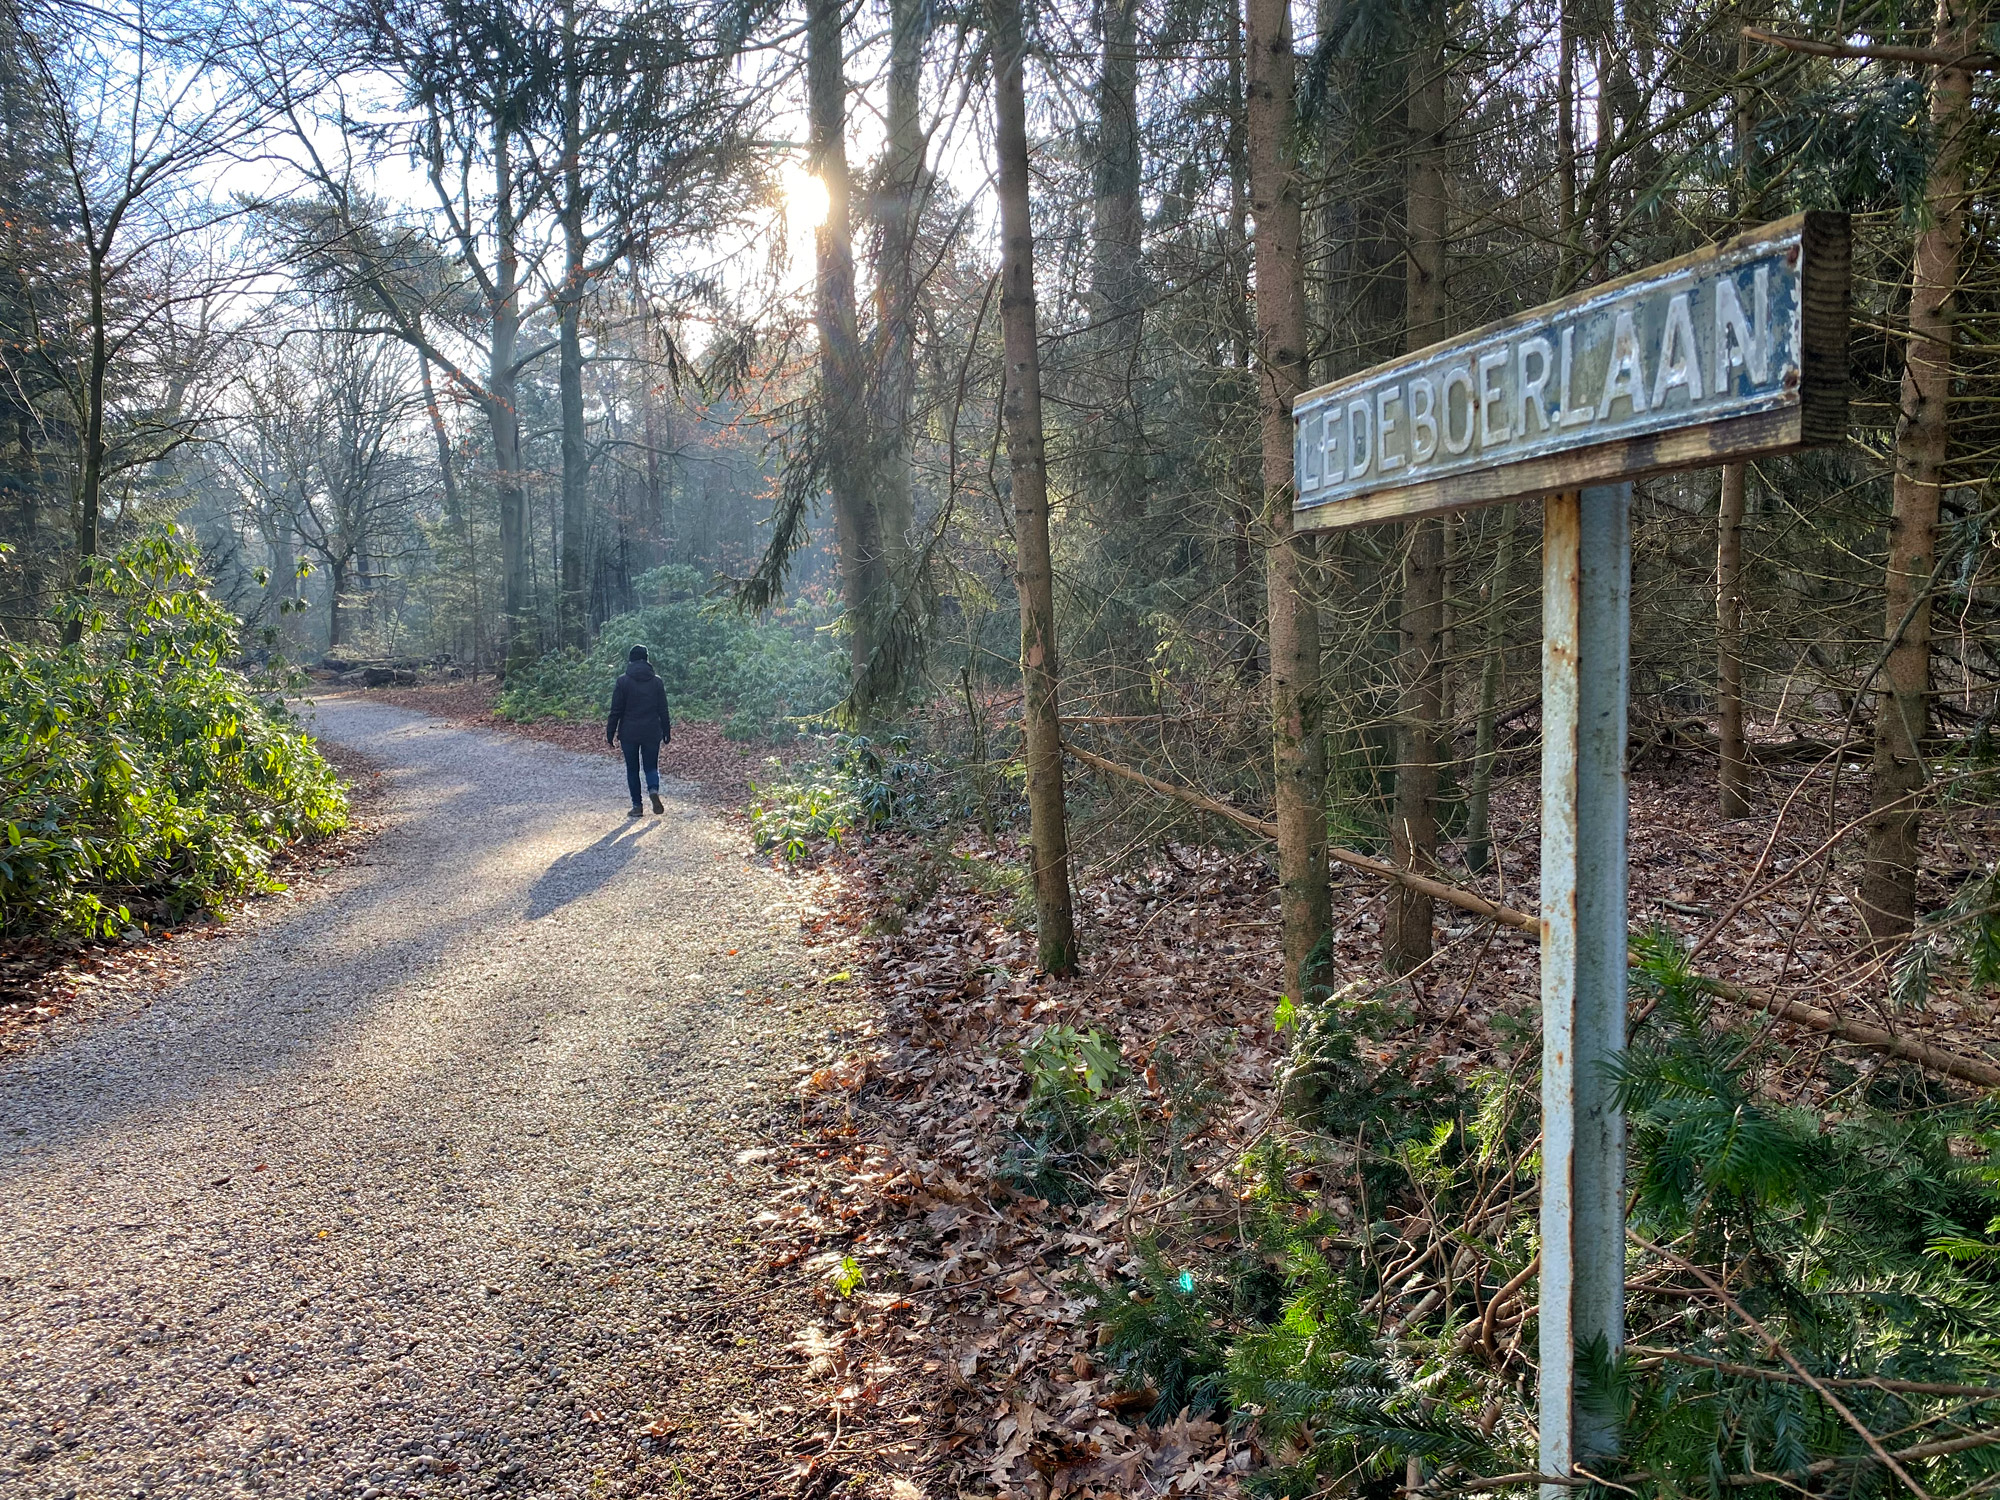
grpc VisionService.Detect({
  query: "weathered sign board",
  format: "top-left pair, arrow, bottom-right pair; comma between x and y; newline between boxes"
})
1291,212 -> 1849,529
1287,214 -> 1850,1495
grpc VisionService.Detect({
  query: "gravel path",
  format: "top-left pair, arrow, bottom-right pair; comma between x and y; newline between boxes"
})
0,698 -> 832,1499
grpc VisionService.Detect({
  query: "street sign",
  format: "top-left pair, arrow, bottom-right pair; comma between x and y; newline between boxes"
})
1285,214 -> 1850,1494
1291,212 -> 1848,530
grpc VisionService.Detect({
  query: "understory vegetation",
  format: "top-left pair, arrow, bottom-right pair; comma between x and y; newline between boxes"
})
1075,936 -> 2000,1498
0,530 -> 348,939
747,751 -> 2000,1496
495,568 -> 845,741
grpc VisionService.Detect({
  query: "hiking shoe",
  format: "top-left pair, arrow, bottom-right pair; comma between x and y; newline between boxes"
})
628,804 -> 644,818
650,791 -> 665,815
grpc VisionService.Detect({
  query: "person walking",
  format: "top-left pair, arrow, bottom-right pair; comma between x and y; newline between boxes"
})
606,646 -> 672,816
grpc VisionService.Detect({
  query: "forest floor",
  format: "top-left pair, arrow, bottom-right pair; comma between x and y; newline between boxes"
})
9,689 -> 1998,1500
674,735 -> 2000,1498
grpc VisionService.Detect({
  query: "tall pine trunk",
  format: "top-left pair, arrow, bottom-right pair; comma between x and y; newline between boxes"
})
1717,463 -> 1750,815
1861,0 -> 1974,947
870,0 -> 927,582
1464,504 -> 1515,872
556,0 -> 590,650
1226,0 -> 1262,683
1247,0 -> 1330,997
1091,0 -> 1144,531
490,112 -> 533,676
992,0 -> 1077,973
808,0 -> 886,719
1716,14 -> 1756,818
1386,5 -> 1449,972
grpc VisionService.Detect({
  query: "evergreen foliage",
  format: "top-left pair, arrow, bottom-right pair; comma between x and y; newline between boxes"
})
746,732 -> 943,861
1000,1024 -> 1134,1204
496,572 -> 845,741
0,528 -> 348,937
1077,937 -> 2000,1498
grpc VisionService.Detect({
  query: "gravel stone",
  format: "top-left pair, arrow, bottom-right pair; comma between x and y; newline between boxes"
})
0,698 -> 820,1497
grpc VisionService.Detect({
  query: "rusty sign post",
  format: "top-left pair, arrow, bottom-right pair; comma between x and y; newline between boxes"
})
1290,213 -> 1848,1488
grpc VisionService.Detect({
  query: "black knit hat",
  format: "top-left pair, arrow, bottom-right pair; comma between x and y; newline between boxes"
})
628,645 -> 648,662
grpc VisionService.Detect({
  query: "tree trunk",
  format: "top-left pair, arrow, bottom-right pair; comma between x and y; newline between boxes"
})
1557,0 -> 1577,291
1465,503 -> 1515,872
1247,0 -> 1330,997
808,0 -> 886,718
556,0 -> 590,650
418,353 -> 462,532
1090,0 -> 1144,531
870,0 -> 927,582
1717,463 -> 1750,816
1226,1 -> 1262,683
1386,8 -> 1449,972
1861,0 -> 1973,948
328,556 -> 350,647
490,113 -> 533,677
64,247 -> 109,643
1389,522 -> 1445,967
265,522 -> 296,645
992,0 -> 1078,974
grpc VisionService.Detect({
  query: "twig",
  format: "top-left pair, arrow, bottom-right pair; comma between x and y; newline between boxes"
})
1725,1428 -> 2000,1486
1628,1230 -> 1936,1500
1628,1345 -> 2000,1399
1425,1471 -> 1589,1494
1460,1253 -> 1539,1359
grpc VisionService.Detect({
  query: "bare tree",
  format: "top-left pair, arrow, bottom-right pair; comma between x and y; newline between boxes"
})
230,326 -> 421,647
10,0 -> 272,638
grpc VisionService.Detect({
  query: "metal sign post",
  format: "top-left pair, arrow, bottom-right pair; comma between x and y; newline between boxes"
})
1286,213 -> 1848,1485
1538,485 -> 1630,1490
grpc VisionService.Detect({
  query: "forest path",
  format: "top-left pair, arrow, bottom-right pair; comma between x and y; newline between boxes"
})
0,697 -> 827,1499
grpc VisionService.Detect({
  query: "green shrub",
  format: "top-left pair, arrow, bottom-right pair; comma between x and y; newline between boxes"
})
1000,1024 -> 1133,1204
496,595 -> 845,741
0,528 -> 349,937
747,734 -> 937,861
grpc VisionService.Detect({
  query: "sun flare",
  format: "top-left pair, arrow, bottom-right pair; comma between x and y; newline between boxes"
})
783,166 -> 830,230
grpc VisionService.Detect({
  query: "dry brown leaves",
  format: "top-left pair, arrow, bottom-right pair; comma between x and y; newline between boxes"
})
740,749 -> 2000,1499
735,836 -> 1280,1499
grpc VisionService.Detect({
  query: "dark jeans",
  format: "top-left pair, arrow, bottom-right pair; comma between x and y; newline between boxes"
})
621,733 -> 661,805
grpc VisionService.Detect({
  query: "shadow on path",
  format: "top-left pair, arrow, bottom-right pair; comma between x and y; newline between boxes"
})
525,818 -> 661,919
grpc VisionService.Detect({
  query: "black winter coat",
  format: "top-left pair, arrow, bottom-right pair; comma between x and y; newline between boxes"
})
607,661 -> 672,744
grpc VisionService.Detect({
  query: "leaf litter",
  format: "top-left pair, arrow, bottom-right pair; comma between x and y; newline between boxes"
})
729,740 -> 2000,1499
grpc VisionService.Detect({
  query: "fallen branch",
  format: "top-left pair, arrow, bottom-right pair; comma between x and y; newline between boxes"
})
1061,740 -> 1276,839
1062,739 -> 1539,935
1628,1345 -> 2000,1400
1430,1429 -> 2000,1496
1695,977 -> 2000,1090
1724,1428 -> 2000,1486
1742,24 -> 2000,68
1064,741 -> 2000,1090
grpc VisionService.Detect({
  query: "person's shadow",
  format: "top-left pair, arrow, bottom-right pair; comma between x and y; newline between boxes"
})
525,820 -> 660,919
